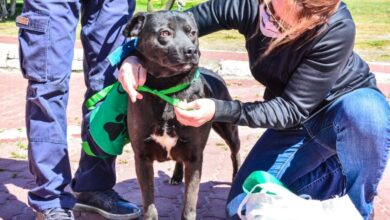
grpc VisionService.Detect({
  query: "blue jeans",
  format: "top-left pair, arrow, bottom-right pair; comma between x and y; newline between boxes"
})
227,88 -> 390,220
18,0 -> 135,212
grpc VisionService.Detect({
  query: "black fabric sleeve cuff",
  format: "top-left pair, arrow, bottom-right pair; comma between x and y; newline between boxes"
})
212,98 -> 242,124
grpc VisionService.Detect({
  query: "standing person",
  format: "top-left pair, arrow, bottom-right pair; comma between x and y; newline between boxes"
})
119,0 -> 390,219
17,0 -> 141,219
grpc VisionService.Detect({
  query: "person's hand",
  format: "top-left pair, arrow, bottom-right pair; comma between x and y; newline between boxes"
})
118,56 -> 147,103
174,98 -> 216,127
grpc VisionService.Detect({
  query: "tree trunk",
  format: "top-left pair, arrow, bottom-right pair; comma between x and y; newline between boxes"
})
10,0 -> 16,17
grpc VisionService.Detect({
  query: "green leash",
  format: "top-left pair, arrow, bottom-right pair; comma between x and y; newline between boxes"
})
85,83 -> 118,110
137,68 -> 200,108
85,68 -> 200,111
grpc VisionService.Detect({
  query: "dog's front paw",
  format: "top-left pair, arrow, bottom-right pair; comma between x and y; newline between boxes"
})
182,211 -> 196,220
169,177 -> 183,185
144,204 -> 158,220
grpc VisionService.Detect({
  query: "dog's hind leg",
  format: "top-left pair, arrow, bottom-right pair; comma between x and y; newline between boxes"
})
212,123 -> 241,180
170,161 -> 184,185
200,68 -> 242,179
135,155 -> 158,220
182,159 -> 202,220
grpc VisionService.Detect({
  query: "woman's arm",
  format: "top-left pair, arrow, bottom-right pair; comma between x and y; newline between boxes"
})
118,56 -> 147,103
212,19 -> 356,129
188,0 -> 258,37
176,18 -> 356,129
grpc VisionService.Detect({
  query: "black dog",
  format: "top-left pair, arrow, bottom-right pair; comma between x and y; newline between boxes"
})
124,11 -> 241,220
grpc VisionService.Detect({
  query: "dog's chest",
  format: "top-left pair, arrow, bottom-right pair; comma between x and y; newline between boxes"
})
150,125 -> 178,159
143,79 -> 206,160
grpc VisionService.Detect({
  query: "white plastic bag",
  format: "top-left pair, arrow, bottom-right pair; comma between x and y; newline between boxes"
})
237,183 -> 362,220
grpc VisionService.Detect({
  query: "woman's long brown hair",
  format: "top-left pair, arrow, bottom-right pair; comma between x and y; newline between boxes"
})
264,0 -> 341,56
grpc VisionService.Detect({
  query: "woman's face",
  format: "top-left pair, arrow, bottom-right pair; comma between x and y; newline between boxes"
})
266,0 -> 300,29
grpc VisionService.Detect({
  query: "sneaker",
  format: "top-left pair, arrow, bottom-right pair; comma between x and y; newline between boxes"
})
74,189 -> 141,220
36,208 -> 75,220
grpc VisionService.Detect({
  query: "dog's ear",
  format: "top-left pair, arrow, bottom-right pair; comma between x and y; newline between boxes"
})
186,11 -> 195,19
123,12 -> 147,38
185,11 -> 196,23
185,11 -> 198,31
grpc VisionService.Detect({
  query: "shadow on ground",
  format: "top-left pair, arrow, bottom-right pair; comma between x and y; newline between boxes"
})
0,159 -> 231,220
0,157 -> 35,219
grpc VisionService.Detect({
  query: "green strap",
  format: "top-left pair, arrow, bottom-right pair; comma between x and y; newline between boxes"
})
137,86 -> 182,106
82,141 -> 111,159
85,37 -> 137,109
85,83 -> 117,110
81,141 -> 96,157
85,69 -> 200,110
137,69 -> 201,107
243,171 -> 286,194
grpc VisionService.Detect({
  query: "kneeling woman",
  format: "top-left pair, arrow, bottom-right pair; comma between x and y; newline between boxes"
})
120,0 -> 390,219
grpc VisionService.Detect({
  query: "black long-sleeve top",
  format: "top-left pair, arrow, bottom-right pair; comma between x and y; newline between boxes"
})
189,0 -> 378,129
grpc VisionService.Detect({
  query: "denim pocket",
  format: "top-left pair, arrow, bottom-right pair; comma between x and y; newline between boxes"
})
17,12 -> 50,82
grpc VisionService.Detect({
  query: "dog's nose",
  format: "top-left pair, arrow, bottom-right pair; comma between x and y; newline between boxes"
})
184,46 -> 198,58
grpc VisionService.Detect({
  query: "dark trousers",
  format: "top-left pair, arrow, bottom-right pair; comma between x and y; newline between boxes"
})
18,0 -> 135,211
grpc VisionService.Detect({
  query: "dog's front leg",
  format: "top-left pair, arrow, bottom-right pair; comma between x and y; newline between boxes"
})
135,155 -> 158,220
182,157 -> 203,220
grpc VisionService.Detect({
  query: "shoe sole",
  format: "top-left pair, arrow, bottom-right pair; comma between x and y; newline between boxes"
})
73,203 -> 141,220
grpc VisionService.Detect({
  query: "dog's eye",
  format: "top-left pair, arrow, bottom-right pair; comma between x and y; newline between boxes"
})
188,31 -> 196,37
160,30 -> 171,37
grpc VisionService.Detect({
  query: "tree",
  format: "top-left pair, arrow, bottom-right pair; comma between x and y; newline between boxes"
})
0,0 -> 16,21
147,0 -> 186,12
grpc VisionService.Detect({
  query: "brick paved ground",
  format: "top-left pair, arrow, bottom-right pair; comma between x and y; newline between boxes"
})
0,64 -> 390,219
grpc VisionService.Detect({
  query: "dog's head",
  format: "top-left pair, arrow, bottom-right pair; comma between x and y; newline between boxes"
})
124,11 -> 199,78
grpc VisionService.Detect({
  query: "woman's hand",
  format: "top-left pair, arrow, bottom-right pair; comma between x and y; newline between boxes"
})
118,56 -> 147,103
174,98 -> 216,127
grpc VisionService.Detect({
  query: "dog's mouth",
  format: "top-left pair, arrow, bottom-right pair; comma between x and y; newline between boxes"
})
135,46 -> 199,78
171,60 -> 197,70
148,56 -> 199,78
150,62 -> 195,78
165,56 -> 199,73
165,50 -> 199,66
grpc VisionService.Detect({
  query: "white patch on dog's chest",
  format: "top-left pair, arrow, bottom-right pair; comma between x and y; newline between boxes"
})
151,129 -> 178,159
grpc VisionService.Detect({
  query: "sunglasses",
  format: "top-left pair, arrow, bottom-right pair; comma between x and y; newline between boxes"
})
263,0 -> 287,31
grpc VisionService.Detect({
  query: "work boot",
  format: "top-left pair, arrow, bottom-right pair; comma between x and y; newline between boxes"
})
74,189 -> 141,220
36,208 -> 75,220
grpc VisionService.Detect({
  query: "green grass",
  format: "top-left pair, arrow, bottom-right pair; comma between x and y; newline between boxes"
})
0,0 -> 23,35
136,0 -> 207,12
344,0 -> 390,61
1,0 -> 389,62
10,151 -> 27,160
199,0 -> 390,61
16,139 -> 27,150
